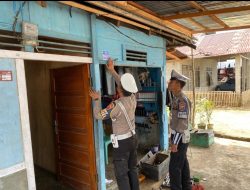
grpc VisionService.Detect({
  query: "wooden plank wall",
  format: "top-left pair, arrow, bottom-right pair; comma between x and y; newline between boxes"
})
184,91 -> 242,107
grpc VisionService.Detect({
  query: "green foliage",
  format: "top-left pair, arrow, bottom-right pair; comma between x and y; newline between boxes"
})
196,98 -> 215,125
196,98 -> 206,125
203,99 -> 215,124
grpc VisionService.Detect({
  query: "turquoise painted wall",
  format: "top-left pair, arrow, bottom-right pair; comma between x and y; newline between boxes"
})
0,58 -> 24,169
96,19 -> 165,67
0,1 -> 91,42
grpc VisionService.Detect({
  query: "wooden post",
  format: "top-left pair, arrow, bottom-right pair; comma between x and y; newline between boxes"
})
191,47 -> 196,128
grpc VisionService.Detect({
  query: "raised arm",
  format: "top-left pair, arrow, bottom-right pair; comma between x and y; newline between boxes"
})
106,58 -> 121,86
89,89 -> 119,120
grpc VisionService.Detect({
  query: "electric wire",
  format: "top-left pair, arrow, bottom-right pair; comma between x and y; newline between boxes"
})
106,21 -> 164,49
12,1 -> 27,41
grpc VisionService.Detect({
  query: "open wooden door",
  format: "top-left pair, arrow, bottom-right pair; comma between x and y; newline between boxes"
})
51,65 -> 97,190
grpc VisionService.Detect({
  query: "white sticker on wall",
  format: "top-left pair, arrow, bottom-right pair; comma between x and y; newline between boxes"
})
103,50 -> 110,60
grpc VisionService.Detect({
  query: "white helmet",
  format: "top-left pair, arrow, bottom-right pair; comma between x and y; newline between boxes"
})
121,73 -> 138,93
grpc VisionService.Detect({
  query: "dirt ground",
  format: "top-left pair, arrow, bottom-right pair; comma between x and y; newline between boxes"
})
139,137 -> 250,190
210,108 -> 250,140
107,137 -> 250,190
188,137 -> 250,190
106,108 -> 250,190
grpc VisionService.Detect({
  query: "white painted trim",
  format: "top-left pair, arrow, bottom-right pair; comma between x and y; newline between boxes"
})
16,59 -> 36,190
0,163 -> 25,178
0,49 -> 92,63
240,54 -> 250,60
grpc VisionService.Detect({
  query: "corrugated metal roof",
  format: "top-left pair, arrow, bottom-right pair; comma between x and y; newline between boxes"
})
134,1 -> 250,34
136,1 -> 198,16
192,16 -> 222,29
174,19 -> 200,31
218,10 -> 250,27
176,29 -> 250,58
198,1 -> 250,10
136,1 -> 250,15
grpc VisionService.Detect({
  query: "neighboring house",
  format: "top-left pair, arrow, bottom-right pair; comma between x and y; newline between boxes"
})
167,56 -> 219,91
167,29 -> 250,92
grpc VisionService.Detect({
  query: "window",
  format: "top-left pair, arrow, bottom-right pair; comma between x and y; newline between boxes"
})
206,67 -> 213,86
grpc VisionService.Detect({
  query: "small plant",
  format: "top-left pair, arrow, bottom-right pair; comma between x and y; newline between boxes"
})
203,99 -> 215,125
195,98 -> 206,129
195,98 -> 215,129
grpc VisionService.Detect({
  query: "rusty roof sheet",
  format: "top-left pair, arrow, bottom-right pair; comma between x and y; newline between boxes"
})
176,29 -> 250,58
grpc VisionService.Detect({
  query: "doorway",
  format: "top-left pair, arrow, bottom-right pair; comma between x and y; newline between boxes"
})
25,61 -> 97,190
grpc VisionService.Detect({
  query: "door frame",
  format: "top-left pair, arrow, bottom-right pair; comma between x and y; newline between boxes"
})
0,49 -> 94,190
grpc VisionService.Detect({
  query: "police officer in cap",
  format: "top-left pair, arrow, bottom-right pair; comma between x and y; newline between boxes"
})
168,69 -> 192,190
89,58 -> 139,190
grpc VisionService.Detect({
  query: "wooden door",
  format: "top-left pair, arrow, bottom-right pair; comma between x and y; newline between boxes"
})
51,65 -> 97,190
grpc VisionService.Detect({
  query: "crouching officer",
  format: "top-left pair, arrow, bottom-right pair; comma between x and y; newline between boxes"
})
89,58 -> 140,190
168,70 -> 192,190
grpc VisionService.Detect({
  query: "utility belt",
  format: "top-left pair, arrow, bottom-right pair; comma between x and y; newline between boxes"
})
117,129 -> 136,140
171,129 -> 190,144
111,130 -> 136,148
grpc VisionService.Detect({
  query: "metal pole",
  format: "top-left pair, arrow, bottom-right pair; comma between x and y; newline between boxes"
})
191,47 -> 196,129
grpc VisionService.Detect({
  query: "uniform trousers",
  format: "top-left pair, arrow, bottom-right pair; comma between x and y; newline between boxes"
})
112,135 -> 140,190
169,135 -> 192,190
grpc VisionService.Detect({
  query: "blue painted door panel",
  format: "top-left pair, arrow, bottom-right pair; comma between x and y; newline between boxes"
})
0,58 -> 24,169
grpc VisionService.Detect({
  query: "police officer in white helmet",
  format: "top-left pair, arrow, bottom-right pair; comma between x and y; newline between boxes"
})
89,58 -> 139,190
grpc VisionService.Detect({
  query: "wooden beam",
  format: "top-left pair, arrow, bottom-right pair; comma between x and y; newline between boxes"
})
192,24 -> 250,34
167,48 -> 176,53
59,1 -> 150,31
209,15 -> 229,28
185,18 -> 207,30
104,1 -> 192,37
162,5 -> 250,20
189,1 -> 206,11
37,1 -> 47,7
86,1 -> 190,37
0,49 -> 93,63
189,1 -> 229,28
166,52 -> 181,60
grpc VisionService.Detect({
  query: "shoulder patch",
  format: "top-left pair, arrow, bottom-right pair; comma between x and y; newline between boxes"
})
106,102 -> 116,110
178,99 -> 187,112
